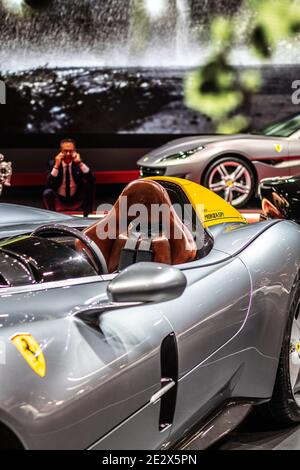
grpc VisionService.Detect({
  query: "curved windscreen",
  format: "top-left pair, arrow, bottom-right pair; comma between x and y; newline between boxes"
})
0,235 -> 96,287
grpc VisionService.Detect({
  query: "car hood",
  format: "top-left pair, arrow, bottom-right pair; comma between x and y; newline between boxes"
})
137,133 -> 282,165
0,203 -> 98,239
0,203 -> 71,227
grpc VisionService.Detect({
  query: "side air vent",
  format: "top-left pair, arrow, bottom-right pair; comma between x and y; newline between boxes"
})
158,333 -> 178,432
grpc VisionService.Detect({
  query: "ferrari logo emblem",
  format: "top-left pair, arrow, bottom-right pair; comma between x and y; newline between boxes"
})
10,334 -> 46,378
275,144 -> 283,153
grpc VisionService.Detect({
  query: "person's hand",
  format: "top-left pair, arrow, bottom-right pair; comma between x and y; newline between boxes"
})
54,153 -> 64,169
72,152 -> 81,164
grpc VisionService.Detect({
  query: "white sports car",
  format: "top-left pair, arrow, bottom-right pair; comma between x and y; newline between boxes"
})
138,114 -> 300,208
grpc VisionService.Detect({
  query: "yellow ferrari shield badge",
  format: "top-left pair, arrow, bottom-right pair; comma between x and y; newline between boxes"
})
10,334 -> 46,378
275,144 -> 282,153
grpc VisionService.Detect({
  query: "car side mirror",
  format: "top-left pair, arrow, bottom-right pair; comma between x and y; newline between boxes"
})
107,262 -> 187,304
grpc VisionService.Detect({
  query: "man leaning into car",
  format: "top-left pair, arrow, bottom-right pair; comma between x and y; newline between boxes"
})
43,138 -> 95,217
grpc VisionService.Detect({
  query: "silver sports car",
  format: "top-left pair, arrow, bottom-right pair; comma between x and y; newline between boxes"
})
138,114 -> 300,208
1,169 -> 300,450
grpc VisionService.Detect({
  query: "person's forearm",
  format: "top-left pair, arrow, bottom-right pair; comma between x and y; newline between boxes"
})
79,162 -> 90,173
51,168 -> 59,177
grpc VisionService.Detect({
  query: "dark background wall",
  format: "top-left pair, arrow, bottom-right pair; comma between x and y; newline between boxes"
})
0,0 -> 299,184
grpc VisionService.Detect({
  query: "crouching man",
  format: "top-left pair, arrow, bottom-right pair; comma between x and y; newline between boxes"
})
43,138 -> 95,217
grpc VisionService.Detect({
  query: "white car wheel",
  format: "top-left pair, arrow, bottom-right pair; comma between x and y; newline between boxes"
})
204,157 -> 255,208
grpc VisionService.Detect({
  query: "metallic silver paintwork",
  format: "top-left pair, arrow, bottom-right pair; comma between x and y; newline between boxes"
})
0,203 -> 70,227
1,204 -> 300,449
108,262 -> 187,304
0,281 -> 173,449
0,203 -> 98,240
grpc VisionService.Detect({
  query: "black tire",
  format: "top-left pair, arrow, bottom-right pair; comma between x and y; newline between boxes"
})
260,284 -> 300,424
202,156 -> 256,208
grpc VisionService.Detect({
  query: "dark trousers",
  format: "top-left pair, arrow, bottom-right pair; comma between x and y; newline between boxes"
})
43,182 -> 94,217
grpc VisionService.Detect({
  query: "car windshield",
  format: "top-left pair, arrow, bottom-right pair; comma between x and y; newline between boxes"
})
252,114 -> 300,137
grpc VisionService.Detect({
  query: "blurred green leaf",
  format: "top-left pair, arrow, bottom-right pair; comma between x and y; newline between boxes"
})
217,115 -> 249,134
185,68 -> 243,120
211,16 -> 235,51
248,0 -> 300,58
130,0 -> 151,56
250,24 -> 271,58
240,70 -> 262,92
185,0 -> 299,133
